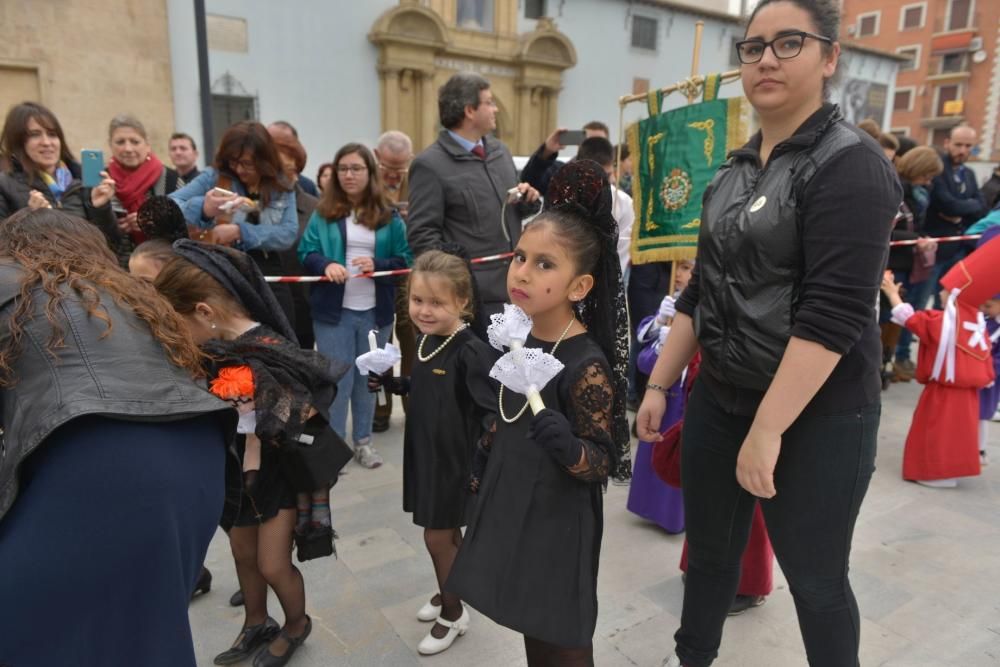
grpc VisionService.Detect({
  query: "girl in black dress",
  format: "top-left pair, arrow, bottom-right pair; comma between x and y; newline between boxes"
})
370,247 -> 498,656
155,241 -> 345,667
446,160 -> 629,666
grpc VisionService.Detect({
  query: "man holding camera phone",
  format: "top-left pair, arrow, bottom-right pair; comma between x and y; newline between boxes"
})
520,120 -> 611,195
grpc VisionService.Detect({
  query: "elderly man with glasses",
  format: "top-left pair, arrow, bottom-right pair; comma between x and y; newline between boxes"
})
371,131 -> 415,432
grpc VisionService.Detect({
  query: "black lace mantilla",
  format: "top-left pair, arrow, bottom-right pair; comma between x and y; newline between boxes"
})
203,324 -> 348,446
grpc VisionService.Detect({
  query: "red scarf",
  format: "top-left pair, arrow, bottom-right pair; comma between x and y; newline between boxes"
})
108,153 -> 164,214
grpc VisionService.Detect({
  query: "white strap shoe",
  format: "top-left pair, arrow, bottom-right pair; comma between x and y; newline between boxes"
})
416,596 -> 441,622
417,605 -> 469,655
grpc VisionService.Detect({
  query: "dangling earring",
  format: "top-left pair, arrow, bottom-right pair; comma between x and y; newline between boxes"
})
210,321 -> 217,330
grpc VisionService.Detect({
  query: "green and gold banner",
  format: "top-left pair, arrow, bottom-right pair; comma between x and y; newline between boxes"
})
627,74 -> 750,264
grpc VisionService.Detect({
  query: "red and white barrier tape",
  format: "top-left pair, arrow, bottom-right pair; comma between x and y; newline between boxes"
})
266,237 -> 985,282
888,233 -> 981,247
265,252 -> 514,283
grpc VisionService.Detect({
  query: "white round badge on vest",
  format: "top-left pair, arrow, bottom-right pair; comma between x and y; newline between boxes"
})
750,196 -> 767,213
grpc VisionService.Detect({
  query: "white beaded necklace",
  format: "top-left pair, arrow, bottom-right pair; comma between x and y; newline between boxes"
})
498,317 -> 576,424
417,323 -> 468,362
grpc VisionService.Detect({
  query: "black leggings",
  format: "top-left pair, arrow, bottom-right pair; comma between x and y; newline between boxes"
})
523,636 -> 593,666
674,380 -> 878,667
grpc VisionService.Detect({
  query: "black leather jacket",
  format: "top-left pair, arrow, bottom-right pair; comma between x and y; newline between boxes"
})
677,104 -> 901,414
0,261 -> 234,521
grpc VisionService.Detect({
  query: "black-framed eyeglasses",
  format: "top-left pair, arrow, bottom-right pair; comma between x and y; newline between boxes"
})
735,31 -> 832,64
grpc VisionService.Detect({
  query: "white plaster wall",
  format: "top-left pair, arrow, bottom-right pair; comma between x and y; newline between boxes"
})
168,0 -> 395,173
519,0 -> 746,149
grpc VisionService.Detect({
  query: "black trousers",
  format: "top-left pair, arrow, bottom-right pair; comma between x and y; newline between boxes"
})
675,380 -> 878,667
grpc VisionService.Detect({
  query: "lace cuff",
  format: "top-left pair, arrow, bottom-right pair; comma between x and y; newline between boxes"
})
891,303 -> 915,326
565,360 -> 614,483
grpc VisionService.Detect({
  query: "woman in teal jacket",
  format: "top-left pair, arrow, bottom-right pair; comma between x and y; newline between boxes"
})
298,143 -> 412,468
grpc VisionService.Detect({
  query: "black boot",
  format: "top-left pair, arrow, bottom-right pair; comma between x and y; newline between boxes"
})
191,566 -> 212,599
213,617 -> 280,665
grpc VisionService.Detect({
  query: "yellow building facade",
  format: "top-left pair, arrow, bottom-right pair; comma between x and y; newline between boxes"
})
369,0 -> 577,154
0,0 -> 176,158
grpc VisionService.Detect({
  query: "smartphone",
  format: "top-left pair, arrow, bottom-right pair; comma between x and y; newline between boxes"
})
560,130 -> 586,145
81,150 -> 104,187
212,186 -> 236,197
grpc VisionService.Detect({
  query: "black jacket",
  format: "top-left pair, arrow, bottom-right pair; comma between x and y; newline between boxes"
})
676,104 -> 901,415
520,142 -> 564,195
0,164 -> 119,247
0,261 -> 235,522
925,155 -> 986,260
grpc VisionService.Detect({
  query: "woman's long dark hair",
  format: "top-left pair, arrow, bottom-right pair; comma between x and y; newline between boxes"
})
0,102 -> 76,181
315,143 -> 393,230
0,209 -> 205,384
214,121 -> 291,207
535,159 -> 631,473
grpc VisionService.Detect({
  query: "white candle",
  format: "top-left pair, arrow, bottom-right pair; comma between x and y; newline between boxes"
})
368,331 -> 378,352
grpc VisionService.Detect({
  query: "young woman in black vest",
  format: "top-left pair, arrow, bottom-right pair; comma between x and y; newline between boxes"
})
637,1 -> 901,665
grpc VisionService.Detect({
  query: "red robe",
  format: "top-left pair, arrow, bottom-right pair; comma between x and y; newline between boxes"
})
902,309 -> 993,481
680,503 -> 774,597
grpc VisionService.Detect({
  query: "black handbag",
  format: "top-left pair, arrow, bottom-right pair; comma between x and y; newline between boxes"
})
279,413 -> 353,491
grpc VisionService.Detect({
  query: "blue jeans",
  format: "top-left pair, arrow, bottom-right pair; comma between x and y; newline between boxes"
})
892,270 -> 930,363
313,309 -> 392,446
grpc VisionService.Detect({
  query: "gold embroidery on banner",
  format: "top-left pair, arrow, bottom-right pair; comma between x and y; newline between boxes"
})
644,132 -> 666,231
687,119 -> 716,166
660,168 -> 693,212
433,369 -> 447,375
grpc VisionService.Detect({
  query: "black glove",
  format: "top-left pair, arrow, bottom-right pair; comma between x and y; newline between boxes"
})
527,409 -> 582,468
367,371 -> 409,395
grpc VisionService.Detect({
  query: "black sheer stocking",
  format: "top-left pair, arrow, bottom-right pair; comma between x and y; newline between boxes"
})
523,636 -> 594,667
229,509 -> 308,658
425,527 -> 463,639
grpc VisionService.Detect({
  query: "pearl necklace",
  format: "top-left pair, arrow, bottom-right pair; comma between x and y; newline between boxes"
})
417,323 -> 468,362
499,317 -> 576,424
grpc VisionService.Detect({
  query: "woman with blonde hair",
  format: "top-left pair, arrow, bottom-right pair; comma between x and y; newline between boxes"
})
890,146 -> 944,382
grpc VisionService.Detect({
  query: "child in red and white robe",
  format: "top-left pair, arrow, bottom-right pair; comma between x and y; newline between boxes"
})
881,236 -> 1000,487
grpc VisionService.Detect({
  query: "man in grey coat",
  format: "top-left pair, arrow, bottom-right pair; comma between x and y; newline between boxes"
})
407,72 -> 540,331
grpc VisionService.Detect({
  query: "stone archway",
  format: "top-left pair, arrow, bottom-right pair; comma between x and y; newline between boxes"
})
369,2 -> 576,154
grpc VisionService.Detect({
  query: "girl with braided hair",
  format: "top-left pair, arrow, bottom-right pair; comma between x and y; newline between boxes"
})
446,160 -> 628,665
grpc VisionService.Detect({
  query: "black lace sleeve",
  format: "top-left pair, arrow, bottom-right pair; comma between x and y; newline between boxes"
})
565,359 -> 614,483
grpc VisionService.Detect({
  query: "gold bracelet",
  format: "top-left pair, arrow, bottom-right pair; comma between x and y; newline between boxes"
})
646,382 -> 670,395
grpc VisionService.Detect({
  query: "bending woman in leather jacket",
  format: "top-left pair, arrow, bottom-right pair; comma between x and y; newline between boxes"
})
637,1 -> 901,666
0,209 -> 234,667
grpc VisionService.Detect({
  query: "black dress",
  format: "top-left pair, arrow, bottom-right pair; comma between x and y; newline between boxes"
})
404,327 -> 497,528
446,333 -> 614,648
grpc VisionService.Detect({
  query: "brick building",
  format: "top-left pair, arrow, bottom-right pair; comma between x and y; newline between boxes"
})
841,0 -> 1000,163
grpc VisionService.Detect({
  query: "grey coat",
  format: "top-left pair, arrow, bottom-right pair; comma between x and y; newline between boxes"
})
0,260 -> 235,522
407,131 -> 538,309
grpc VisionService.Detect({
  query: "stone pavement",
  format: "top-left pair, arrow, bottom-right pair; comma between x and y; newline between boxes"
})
190,380 -> 1000,666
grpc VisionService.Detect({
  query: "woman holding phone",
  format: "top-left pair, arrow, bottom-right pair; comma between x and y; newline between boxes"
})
0,102 -> 118,243
170,121 -> 299,332
106,114 -> 184,262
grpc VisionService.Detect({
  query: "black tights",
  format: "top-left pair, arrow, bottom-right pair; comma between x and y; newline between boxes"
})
523,636 -> 594,666
229,508 -> 308,656
425,527 -> 463,630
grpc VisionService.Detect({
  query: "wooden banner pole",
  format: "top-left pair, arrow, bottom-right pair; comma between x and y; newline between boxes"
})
689,21 -> 704,103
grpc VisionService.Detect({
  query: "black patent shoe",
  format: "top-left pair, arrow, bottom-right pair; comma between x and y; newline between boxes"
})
253,616 -> 312,667
191,566 -> 212,599
213,617 -> 280,665
229,589 -> 244,607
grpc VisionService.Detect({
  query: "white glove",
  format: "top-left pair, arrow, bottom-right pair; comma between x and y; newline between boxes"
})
656,295 -> 676,324
654,324 -> 671,354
